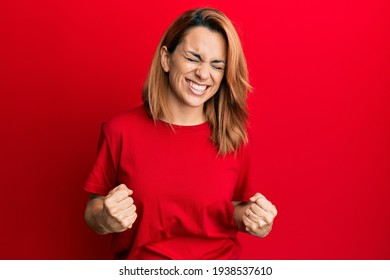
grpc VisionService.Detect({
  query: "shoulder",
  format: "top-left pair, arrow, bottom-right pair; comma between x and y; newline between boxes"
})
106,105 -> 150,126
101,105 -> 152,137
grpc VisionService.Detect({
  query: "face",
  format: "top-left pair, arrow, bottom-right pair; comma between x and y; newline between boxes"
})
161,26 -> 227,118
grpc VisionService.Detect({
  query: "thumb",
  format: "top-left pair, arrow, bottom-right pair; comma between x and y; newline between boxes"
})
116,184 -> 133,196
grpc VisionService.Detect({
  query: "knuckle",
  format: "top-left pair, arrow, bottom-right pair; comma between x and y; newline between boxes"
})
250,224 -> 258,232
105,204 -> 120,216
265,215 -> 273,224
127,196 -> 134,204
120,219 -> 130,228
273,206 -> 278,216
108,208 -> 118,217
260,219 -> 269,228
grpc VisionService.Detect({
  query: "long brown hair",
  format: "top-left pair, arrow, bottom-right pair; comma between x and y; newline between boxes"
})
143,8 -> 252,155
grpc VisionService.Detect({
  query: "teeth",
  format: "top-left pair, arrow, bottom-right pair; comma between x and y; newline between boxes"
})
188,80 -> 207,91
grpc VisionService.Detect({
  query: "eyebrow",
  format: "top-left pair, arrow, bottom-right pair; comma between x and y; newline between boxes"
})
185,51 -> 225,64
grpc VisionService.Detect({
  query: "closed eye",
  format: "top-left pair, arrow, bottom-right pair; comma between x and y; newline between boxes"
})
186,57 -> 199,63
212,65 -> 224,71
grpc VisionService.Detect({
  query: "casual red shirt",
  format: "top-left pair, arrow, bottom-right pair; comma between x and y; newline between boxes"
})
84,105 -> 255,259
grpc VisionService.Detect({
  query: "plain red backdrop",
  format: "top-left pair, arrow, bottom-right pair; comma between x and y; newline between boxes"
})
1,0 -> 389,259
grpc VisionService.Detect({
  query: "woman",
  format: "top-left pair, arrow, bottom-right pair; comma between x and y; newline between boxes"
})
84,7 -> 277,260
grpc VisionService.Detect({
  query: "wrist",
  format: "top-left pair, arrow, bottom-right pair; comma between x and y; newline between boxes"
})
95,207 -> 111,235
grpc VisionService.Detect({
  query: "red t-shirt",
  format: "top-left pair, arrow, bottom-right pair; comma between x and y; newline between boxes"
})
84,106 -> 255,259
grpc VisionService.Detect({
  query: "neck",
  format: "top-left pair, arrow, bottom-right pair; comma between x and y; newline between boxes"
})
162,104 -> 206,126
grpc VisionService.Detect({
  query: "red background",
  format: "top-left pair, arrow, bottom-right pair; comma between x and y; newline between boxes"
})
1,0 -> 389,259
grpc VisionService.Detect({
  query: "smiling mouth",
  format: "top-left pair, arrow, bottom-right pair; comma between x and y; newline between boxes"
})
186,79 -> 209,95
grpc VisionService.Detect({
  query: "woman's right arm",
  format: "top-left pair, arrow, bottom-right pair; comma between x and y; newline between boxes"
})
84,184 -> 137,235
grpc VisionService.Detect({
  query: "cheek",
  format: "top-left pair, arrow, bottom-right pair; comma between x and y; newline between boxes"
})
168,70 -> 185,90
168,62 -> 191,84
169,57 -> 193,75
212,73 -> 225,88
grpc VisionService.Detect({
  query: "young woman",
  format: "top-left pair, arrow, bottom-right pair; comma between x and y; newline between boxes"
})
84,8 -> 277,260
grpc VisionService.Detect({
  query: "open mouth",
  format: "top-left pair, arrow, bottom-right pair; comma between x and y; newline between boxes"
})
186,79 -> 209,95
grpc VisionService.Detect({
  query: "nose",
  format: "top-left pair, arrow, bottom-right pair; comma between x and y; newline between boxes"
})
195,64 -> 210,80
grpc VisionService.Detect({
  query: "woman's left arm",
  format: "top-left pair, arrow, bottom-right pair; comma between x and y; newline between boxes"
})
232,193 -> 277,237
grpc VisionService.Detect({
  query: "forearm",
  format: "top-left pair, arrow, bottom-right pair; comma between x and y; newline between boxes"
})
84,196 -> 110,235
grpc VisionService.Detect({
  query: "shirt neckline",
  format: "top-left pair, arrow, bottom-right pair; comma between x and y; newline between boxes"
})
157,119 -> 210,132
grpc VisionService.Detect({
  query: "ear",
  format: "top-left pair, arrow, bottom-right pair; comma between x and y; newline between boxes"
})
160,46 -> 170,73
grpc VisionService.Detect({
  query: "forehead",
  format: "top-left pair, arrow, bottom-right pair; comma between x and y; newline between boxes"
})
179,26 -> 226,59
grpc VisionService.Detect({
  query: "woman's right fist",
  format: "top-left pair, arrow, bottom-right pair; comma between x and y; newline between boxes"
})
101,184 -> 137,233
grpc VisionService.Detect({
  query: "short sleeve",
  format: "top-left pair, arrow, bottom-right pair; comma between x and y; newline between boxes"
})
83,123 -> 118,196
232,136 -> 256,202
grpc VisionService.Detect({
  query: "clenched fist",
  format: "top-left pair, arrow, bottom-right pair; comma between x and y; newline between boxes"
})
100,184 -> 137,233
85,184 -> 137,234
243,193 -> 277,237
